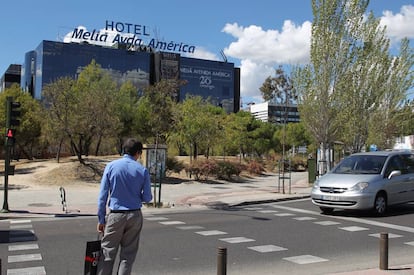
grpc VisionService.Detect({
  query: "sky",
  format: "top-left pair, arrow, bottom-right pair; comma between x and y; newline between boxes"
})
1,0 -> 413,106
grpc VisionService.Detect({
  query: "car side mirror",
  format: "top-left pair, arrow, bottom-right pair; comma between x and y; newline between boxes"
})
388,170 -> 402,179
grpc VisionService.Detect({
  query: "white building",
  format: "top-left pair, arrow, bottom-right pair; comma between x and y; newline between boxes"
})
249,101 -> 300,124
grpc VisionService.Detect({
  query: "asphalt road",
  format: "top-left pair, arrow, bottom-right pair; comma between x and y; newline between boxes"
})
1,199 -> 414,274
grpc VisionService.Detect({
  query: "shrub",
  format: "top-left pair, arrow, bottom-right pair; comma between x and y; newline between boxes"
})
246,160 -> 265,175
199,159 -> 218,180
165,157 -> 185,176
216,161 -> 240,180
185,161 -> 202,180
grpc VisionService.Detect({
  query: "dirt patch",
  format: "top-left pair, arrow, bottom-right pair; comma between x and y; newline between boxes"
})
4,156 -> 117,187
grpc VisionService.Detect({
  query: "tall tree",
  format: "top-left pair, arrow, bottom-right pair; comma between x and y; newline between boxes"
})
42,77 -> 77,162
73,60 -> 120,159
42,61 -> 120,163
141,79 -> 179,144
260,66 -> 297,165
367,38 -> 414,149
292,0 -> 408,172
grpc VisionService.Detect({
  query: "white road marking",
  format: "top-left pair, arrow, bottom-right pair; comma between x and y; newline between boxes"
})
10,224 -> 33,229
248,244 -> 288,253
340,226 -> 369,232
7,266 -> 46,275
272,204 -> 414,233
8,244 -> 39,251
294,217 -> 317,221
196,230 -> 227,236
159,221 -> 186,225
220,237 -> 255,243
314,221 -> 341,226
283,255 -> 329,264
274,213 -> 295,217
177,225 -> 204,230
8,253 -> 42,263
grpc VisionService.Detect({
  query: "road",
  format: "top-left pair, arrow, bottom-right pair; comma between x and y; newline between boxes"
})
1,199 -> 414,274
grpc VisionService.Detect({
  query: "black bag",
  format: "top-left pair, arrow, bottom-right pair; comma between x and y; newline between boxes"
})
84,238 -> 101,275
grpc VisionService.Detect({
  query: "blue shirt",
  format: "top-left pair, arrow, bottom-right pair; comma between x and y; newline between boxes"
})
97,154 -> 152,224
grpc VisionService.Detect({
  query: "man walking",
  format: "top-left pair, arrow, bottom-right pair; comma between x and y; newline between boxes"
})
97,138 -> 153,275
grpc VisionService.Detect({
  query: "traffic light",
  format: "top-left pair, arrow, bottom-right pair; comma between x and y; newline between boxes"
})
5,97 -> 20,147
5,128 -> 15,146
6,98 -> 21,127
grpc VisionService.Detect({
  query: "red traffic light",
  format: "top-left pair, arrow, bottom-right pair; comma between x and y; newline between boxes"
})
6,128 -> 15,138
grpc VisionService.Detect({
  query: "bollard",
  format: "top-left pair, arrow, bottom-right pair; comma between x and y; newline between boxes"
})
379,232 -> 388,270
59,187 -> 67,213
217,247 -> 227,275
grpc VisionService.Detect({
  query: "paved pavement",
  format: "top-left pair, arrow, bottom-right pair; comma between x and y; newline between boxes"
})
0,172 -> 311,218
1,171 -> 414,274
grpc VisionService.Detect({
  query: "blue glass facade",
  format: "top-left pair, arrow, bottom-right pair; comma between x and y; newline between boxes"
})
21,40 -> 240,112
180,58 -> 235,113
22,41 -> 151,99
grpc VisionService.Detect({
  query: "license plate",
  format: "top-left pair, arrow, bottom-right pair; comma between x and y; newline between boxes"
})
322,195 -> 340,201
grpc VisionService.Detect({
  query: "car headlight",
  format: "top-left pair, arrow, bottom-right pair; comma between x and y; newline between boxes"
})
349,182 -> 369,192
312,179 -> 320,190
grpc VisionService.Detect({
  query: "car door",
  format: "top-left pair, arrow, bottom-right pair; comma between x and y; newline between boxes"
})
383,155 -> 409,204
399,153 -> 414,202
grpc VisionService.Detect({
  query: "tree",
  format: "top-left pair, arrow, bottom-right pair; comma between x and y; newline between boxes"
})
260,66 -> 296,106
140,79 -> 180,144
172,96 -> 223,161
292,0 -> 407,172
222,110 -> 259,162
260,66 -> 297,166
0,84 -> 43,159
42,77 -> 76,162
367,38 -> 414,149
42,61 -> 120,163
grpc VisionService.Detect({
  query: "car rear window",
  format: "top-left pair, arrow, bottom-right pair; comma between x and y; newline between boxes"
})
333,155 -> 387,174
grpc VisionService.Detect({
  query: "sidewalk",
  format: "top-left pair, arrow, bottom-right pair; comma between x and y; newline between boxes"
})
0,172 -> 311,218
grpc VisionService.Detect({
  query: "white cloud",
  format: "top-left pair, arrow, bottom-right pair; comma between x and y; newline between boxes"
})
185,47 -> 220,61
239,59 -> 274,100
380,5 -> 414,41
221,20 -> 311,103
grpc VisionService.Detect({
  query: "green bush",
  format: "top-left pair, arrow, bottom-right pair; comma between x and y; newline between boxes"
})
216,161 -> 241,180
165,157 -> 185,176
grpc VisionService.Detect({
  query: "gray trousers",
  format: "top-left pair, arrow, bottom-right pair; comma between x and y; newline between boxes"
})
98,210 -> 143,275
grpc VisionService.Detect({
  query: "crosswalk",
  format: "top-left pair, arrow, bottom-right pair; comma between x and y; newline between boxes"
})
144,204 -> 414,267
4,219 -> 46,275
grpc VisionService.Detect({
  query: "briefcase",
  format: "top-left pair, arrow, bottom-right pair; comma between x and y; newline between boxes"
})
84,238 -> 101,275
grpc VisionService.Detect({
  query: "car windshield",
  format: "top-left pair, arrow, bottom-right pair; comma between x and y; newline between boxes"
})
333,155 -> 387,174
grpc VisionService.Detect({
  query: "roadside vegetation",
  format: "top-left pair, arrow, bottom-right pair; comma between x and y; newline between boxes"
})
0,0 -> 412,180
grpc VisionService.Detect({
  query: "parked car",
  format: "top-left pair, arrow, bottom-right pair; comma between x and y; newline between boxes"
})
311,150 -> 414,215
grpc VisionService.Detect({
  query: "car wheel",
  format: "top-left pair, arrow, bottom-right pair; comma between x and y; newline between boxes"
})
374,193 -> 387,215
320,207 -> 334,215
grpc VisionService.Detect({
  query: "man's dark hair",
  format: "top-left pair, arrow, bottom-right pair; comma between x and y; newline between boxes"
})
123,138 -> 143,156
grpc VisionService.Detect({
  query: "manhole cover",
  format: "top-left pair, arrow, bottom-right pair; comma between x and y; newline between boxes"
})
28,203 -> 52,207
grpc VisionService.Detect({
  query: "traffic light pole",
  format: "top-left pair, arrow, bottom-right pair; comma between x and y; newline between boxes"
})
2,96 -> 19,213
2,144 -> 11,212
2,97 -> 13,212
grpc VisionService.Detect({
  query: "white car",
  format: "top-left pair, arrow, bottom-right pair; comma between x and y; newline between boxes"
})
311,151 -> 414,215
